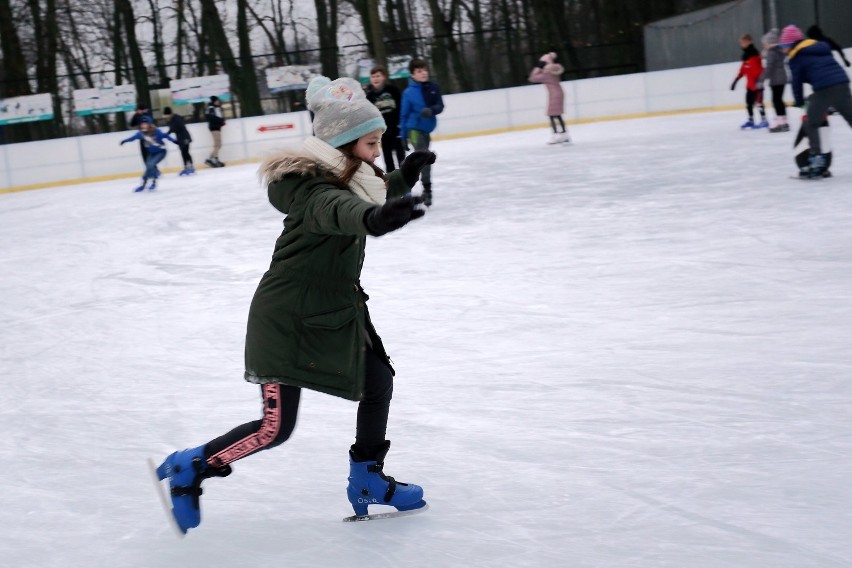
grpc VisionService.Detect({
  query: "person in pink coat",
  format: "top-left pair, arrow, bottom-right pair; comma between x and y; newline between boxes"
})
529,52 -> 570,144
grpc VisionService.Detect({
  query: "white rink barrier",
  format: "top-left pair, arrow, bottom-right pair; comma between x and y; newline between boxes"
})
3,53 -> 849,191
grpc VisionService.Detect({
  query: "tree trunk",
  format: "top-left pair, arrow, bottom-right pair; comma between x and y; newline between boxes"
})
367,0 -> 386,67
199,0 -> 262,117
146,0 -> 170,86
314,0 -> 339,78
116,0 -> 151,108
236,0 -> 262,115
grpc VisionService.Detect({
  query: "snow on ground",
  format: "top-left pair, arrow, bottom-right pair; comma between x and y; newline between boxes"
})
1,109 -> 851,567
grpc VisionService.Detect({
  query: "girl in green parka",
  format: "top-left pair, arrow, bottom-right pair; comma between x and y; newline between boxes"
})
151,76 -> 437,534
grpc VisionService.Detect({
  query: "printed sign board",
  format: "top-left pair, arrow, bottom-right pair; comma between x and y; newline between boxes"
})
0,93 -> 54,125
357,55 -> 413,83
265,65 -> 322,93
170,75 -> 232,105
73,84 -> 137,115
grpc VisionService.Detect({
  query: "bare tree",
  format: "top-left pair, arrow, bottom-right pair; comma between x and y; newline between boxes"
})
198,0 -> 262,116
115,0 -> 151,107
314,0 -> 339,77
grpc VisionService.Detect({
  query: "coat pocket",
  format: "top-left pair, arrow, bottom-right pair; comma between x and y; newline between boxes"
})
297,305 -> 359,376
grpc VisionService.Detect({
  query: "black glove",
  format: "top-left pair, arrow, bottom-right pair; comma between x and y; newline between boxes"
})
120,140 -> 126,145
730,77 -> 740,91
399,137 -> 409,151
364,195 -> 425,236
535,60 -> 547,69
399,150 -> 437,187
420,107 -> 433,118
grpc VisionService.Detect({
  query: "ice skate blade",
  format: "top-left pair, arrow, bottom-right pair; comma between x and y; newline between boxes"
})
147,457 -> 186,538
342,502 -> 429,522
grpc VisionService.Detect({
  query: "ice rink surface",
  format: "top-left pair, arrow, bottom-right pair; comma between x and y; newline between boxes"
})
2,109 -> 851,567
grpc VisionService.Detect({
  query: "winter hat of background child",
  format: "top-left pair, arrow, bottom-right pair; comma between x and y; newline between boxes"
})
762,28 -> 779,46
306,76 -> 386,148
779,25 -> 805,47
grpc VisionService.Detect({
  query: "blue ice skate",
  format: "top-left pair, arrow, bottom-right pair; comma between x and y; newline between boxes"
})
740,119 -> 755,130
134,179 -> 147,192
147,179 -> 157,191
755,119 -> 769,129
346,441 -> 426,519
150,445 -> 231,535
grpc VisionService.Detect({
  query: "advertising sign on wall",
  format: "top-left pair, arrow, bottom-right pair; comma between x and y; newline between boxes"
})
0,93 -> 54,125
170,75 -> 232,105
357,55 -> 413,83
265,65 -> 322,93
73,84 -> 137,115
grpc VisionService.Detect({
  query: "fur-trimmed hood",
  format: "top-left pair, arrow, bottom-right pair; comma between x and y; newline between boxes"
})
258,137 -> 388,215
258,149 -> 326,215
260,150 -> 322,185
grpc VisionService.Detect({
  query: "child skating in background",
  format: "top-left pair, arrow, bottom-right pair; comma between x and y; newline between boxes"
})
366,65 -> 405,173
120,116 -> 178,192
163,106 -> 195,175
781,24 -> 852,178
731,34 -> 769,129
150,75 -> 436,534
399,58 -> 444,207
759,29 -> 790,133
528,51 -> 570,144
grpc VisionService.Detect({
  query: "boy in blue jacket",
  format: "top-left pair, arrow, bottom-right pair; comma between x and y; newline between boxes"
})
120,116 -> 179,191
780,24 -> 852,178
399,59 -> 444,206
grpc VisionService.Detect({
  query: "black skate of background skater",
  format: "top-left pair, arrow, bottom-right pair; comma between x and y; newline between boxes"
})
793,100 -> 833,179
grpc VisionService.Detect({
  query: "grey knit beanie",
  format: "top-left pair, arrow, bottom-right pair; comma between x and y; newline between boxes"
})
306,76 -> 386,148
762,28 -> 779,46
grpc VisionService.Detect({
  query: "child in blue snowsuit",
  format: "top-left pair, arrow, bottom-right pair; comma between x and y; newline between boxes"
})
120,116 -> 178,191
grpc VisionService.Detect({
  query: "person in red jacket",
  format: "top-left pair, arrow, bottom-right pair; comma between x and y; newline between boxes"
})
731,34 -> 769,129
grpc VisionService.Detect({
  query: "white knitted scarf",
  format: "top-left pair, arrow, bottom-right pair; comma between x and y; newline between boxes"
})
302,137 -> 387,205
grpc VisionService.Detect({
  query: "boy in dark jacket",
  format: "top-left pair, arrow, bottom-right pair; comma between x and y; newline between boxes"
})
163,106 -> 194,175
366,66 -> 405,173
205,96 -> 226,168
781,24 -> 852,178
731,34 -> 768,129
399,59 -> 444,206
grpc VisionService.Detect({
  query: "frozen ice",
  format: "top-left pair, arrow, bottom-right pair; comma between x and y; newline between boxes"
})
1,109 -> 851,567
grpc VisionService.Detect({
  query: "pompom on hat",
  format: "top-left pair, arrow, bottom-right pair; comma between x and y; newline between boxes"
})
779,25 -> 805,47
306,76 -> 386,148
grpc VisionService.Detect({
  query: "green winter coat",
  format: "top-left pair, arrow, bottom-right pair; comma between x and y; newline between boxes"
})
244,151 -> 411,401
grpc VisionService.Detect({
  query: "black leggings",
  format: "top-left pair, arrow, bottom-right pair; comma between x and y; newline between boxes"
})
550,115 -> 566,133
204,347 -> 394,468
770,85 -> 786,117
178,140 -> 193,167
746,89 -> 766,119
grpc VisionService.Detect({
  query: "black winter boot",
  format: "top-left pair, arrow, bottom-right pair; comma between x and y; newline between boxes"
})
421,183 -> 432,207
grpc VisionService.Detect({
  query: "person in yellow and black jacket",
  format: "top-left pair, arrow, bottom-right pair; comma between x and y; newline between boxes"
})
781,24 -> 852,178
